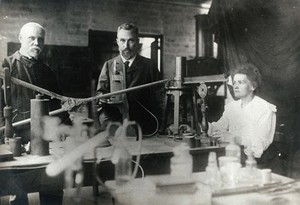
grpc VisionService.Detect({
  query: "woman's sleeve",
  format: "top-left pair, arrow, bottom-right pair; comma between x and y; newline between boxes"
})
248,104 -> 277,158
208,106 -> 230,135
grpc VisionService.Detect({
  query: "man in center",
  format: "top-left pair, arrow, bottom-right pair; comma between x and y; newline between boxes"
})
96,23 -> 164,135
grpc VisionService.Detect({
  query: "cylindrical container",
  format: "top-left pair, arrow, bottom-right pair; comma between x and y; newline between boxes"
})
220,162 -> 241,187
200,136 -> 211,147
170,144 -> 193,177
195,135 -> 201,147
115,147 -> 132,186
4,106 -> 14,139
175,57 -> 186,79
183,133 -> 195,148
174,57 -> 186,88
9,137 -> 22,156
225,137 -> 241,163
218,156 -> 239,168
205,152 -> 221,190
30,96 -> 50,156
261,168 -> 272,184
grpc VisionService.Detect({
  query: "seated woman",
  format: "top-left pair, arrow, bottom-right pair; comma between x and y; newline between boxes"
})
209,63 -> 277,158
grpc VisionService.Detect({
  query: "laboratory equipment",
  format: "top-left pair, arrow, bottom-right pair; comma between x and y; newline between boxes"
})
205,152 -> 221,190
163,57 -> 201,137
261,168 -> 272,184
2,67 -> 14,140
170,143 -> 193,177
244,151 -> 259,181
8,136 -> 21,157
238,150 -> 259,186
110,119 -> 143,186
31,95 -> 50,156
225,136 -> 241,162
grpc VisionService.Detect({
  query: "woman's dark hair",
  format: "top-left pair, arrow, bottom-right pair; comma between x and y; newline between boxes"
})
232,63 -> 262,92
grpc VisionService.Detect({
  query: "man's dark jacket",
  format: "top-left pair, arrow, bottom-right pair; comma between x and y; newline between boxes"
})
0,51 -> 61,141
96,54 -> 165,135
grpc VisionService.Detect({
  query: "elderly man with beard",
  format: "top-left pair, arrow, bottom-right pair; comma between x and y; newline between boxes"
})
0,22 -> 64,205
1,22 -> 62,144
96,23 -> 164,136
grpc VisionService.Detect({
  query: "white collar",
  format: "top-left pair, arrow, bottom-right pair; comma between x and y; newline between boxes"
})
120,55 -> 137,67
238,95 -> 257,109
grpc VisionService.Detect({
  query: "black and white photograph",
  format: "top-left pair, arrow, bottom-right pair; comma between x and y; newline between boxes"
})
0,0 -> 300,204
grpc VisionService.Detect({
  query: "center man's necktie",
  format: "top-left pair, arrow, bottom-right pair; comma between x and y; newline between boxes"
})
124,61 -> 130,71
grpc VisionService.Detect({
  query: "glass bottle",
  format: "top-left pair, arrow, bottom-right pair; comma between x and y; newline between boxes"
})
240,150 -> 259,185
114,146 -> 132,186
225,136 -> 241,162
111,126 -> 132,186
245,150 -> 257,177
205,152 -> 221,190
170,144 -> 193,177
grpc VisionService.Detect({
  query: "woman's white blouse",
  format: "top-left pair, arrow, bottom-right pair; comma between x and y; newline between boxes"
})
210,96 -> 277,158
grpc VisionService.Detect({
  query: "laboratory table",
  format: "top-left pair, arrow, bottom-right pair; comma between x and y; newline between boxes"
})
0,136 -> 225,196
105,172 -> 299,205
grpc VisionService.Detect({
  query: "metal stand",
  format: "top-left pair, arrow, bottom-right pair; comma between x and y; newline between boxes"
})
164,85 -> 200,136
30,94 -> 50,156
3,67 -> 14,140
161,57 -> 201,137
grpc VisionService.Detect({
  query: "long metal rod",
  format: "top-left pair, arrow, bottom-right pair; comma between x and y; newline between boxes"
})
82,79 -> 169,102
0,108 -> 65,131
0,71 -> 169,130
0,71 -> 169,103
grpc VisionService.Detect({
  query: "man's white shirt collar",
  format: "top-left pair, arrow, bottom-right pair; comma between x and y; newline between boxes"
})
121,55 -> 136,67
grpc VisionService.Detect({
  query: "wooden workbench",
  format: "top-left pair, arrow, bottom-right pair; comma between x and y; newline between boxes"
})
0,136 -> 225,196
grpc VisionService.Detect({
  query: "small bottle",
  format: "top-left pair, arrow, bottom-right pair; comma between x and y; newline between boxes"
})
206,152 -> 218,172
225,136 -> 241,162
114,147 -> 132,186
240,150 -> 259,185
111,126 -> 132,186
205,152 -> 221,190
245,151 -> 257,177
170,144 -> 192,177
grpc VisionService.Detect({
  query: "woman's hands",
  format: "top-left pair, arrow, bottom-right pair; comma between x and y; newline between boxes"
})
210,129 -> 241,145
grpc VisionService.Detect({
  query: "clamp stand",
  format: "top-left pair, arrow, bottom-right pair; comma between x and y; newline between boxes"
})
161,57 -> 201,138
3,67 -> 14,140
164,85 -> 200,137
196,83 -> 212,147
